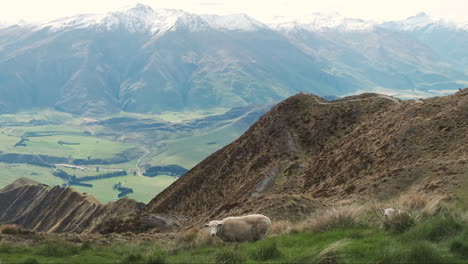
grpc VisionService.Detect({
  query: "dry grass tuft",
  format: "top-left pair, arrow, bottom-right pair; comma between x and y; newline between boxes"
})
0,224 -> 33,236
269,220 -> 293,236
315,239 -> 349,264
297,206 -> 364,233
175,227 -> 221,251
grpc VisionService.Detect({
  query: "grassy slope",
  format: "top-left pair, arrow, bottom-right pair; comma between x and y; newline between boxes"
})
1,218 -> 468,264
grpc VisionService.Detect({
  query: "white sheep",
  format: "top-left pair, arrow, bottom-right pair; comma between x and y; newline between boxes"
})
382,208 -> 410,219
204,214 -> 271,242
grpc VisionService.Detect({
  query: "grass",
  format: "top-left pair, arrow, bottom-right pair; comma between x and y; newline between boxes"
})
147,123 -> 245,169
2,213 -> 468,264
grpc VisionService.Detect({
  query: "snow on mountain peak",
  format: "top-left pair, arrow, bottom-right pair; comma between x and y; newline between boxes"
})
38,4 -> 209,34
200,13 -> 268,31
269,13 -> 374,32
380,13 -> 468,32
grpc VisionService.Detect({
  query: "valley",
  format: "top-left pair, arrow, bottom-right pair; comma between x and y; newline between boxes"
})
0,105 -> 270,203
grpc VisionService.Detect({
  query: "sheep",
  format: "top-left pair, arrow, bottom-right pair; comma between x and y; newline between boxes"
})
382,208 -> 409,219
204,214 -> 271,242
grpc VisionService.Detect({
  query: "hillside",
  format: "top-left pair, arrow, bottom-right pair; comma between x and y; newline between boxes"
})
0,178 -> 144,233
131,90 -> 468,229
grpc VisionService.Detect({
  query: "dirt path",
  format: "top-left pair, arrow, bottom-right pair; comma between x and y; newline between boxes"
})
312,94 -> 402,105
136,147 -> 150,176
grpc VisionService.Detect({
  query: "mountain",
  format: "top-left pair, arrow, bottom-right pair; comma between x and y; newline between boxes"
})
0,178 -> 144,233
125,89 -> 468,230
0,5 -> 466,115
271,13 -> 467,96
380,13 -> 468,71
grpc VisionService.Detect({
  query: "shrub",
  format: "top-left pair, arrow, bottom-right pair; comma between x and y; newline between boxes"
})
120,253 -> 143,264
450,240 -> 468,259
250,241 -> 282,261
212,248 -> 246,264
382,212 -> 415,233
299,206 -> 363,233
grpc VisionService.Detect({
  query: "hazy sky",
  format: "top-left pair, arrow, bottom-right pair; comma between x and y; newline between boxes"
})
1,0 -> 467,24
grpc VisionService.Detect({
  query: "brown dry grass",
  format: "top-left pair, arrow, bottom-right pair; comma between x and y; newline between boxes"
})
296,205 -> 364,233
269,220 -> 294,236
0,224 -> 33,236
173,227 -> 221,251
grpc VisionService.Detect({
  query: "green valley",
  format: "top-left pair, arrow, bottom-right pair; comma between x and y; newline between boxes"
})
0,105 -> 270,203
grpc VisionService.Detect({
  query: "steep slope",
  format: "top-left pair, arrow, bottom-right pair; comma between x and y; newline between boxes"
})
135,90 -> 468,227
0,178 -> 144,233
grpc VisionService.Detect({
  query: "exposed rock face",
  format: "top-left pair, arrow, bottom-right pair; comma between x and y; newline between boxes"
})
0,178 -> 144,233
132,90 -> 468,227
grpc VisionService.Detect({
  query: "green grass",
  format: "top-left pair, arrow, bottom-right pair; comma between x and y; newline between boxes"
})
72,175 -> 177,203
147,122 -> 244,169
0,163 -> 64,188
2,215 -> 468,264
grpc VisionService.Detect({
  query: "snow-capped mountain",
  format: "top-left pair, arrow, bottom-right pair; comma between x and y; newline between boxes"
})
269,13 -> 374,32
37,4 -> 267,34
200,13 -> 268,31
39,4 -> 209,34
0,4 -> 466,115
380,12 -> 467,32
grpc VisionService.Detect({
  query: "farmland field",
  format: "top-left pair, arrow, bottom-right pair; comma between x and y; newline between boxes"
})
0,106 -> 269,203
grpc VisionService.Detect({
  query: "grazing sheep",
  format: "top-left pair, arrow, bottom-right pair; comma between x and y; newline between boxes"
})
382,208 -> 409,219
204,214 -> 271,242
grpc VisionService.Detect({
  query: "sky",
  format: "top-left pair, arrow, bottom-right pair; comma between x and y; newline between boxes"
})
1,0 -> 467,24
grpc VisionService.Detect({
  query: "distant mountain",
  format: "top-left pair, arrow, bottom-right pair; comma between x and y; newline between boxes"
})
125,89 -> 468,230
0,4 -> 466,115
380,13 -> 468,71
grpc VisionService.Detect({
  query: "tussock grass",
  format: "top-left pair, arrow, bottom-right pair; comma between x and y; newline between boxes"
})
450,240 -> 468,259
176,227 -> 221,250
22,258 -> 39,264
119,253 -> 143,264
404,214 -> 463,241
382,212 -> 415,233
314,239 -> 349,264
212,247 -> 246,264
269,220 -> 293,235
145,253 -> 167,264
249,240 -> 282,261
0,224 -> 34,236
297,206 -> 364,233
35,241 -> 80,257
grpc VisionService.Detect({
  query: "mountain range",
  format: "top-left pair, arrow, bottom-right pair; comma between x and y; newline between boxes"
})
0,4 -> 467,115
